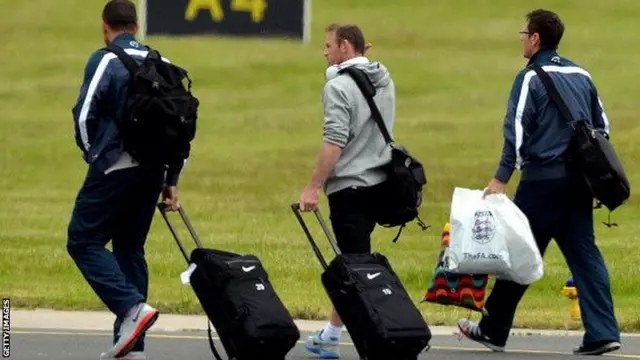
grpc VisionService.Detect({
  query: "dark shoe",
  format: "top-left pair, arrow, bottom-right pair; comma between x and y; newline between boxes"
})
573,341 -> 621,355
457,318 -> 505,352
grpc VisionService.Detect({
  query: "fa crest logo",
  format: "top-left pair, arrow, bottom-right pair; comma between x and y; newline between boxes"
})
471,210 -> 496,245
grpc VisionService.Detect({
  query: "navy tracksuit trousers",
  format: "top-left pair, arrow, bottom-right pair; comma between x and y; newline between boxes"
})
67,164 -> 165,351
479,174 -> 620,347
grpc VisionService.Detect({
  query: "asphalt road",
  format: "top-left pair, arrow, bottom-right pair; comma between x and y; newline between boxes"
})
7,328 -> 640,360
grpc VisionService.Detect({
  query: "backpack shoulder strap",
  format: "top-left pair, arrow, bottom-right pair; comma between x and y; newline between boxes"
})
103,43 -> 141,75
338,66 -> 394,145
528,63 -> 577,129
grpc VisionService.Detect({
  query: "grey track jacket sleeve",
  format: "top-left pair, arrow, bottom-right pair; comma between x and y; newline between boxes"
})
322,82 -> 351,148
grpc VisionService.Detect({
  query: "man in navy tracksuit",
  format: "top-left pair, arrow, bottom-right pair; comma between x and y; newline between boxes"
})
66,1 -> 184,359
457,9 -> 621,356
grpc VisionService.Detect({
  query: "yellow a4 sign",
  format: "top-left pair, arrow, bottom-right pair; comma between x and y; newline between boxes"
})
141,0 -> 309,42
185,0 -> 268,23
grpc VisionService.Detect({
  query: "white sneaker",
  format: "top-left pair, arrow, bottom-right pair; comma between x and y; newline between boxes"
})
102,303 -> 159,358
305,330 -> 340,359
100,351 -> 147,360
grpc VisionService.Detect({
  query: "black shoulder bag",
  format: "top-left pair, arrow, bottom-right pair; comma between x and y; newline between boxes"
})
529,63 -> 630,223
338,66 -> 429,241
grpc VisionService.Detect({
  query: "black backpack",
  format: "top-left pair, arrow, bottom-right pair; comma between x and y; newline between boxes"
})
104,43 -> 199,167
529,64 -> 630,217
339,66 -> 429,241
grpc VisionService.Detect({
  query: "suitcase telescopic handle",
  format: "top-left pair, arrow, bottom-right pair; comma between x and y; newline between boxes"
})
290,203 -> 342,270
157,203 -> 204,264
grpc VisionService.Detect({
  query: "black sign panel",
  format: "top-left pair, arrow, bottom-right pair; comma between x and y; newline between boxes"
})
142,0 -> 310,41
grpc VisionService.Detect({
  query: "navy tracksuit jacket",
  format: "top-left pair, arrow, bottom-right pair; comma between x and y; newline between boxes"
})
480,49 -> 620,347
494,49 -> 610,183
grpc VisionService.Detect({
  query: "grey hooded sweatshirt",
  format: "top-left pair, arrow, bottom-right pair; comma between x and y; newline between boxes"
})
322,60 -> 395,196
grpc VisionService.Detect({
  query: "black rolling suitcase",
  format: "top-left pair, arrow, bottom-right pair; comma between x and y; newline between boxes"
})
158,203 -> 300,360
290,204 -> 431,360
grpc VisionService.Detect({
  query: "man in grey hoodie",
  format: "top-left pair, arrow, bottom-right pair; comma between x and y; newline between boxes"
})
299,23 -> 395,359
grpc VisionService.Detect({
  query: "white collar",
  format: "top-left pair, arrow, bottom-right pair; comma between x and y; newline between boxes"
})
325,56 -> 370,81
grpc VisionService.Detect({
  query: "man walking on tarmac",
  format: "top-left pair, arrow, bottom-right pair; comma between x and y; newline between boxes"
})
298,23 -> 393,359
457,9 -> 621,356
66,1 -> 185,359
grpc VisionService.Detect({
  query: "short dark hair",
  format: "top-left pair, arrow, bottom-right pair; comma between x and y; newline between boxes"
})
526,9 -> 565,50
325,23 -> 366,55
102,0 -> 138,32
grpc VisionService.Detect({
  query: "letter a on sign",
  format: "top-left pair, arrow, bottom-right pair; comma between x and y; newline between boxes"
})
185,0 -> 224,22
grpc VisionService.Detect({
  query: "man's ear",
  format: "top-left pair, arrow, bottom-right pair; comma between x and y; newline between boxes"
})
364,42 -> 372,54
532,33 -> 541,47
102,21 -> 111,35
339,39 -> 349,53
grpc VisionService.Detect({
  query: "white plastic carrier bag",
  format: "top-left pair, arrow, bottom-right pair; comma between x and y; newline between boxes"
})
491,192 -> 544,285
444,187 -> 543,285
445,187 -> 511,276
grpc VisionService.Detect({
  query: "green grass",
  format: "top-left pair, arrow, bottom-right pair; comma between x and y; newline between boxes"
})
2,0 -> 640,331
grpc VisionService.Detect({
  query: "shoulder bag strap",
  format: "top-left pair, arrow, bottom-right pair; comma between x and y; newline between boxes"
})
528,63 -> 577,129
338,66 -> 394,145
103,43 -> 140,75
